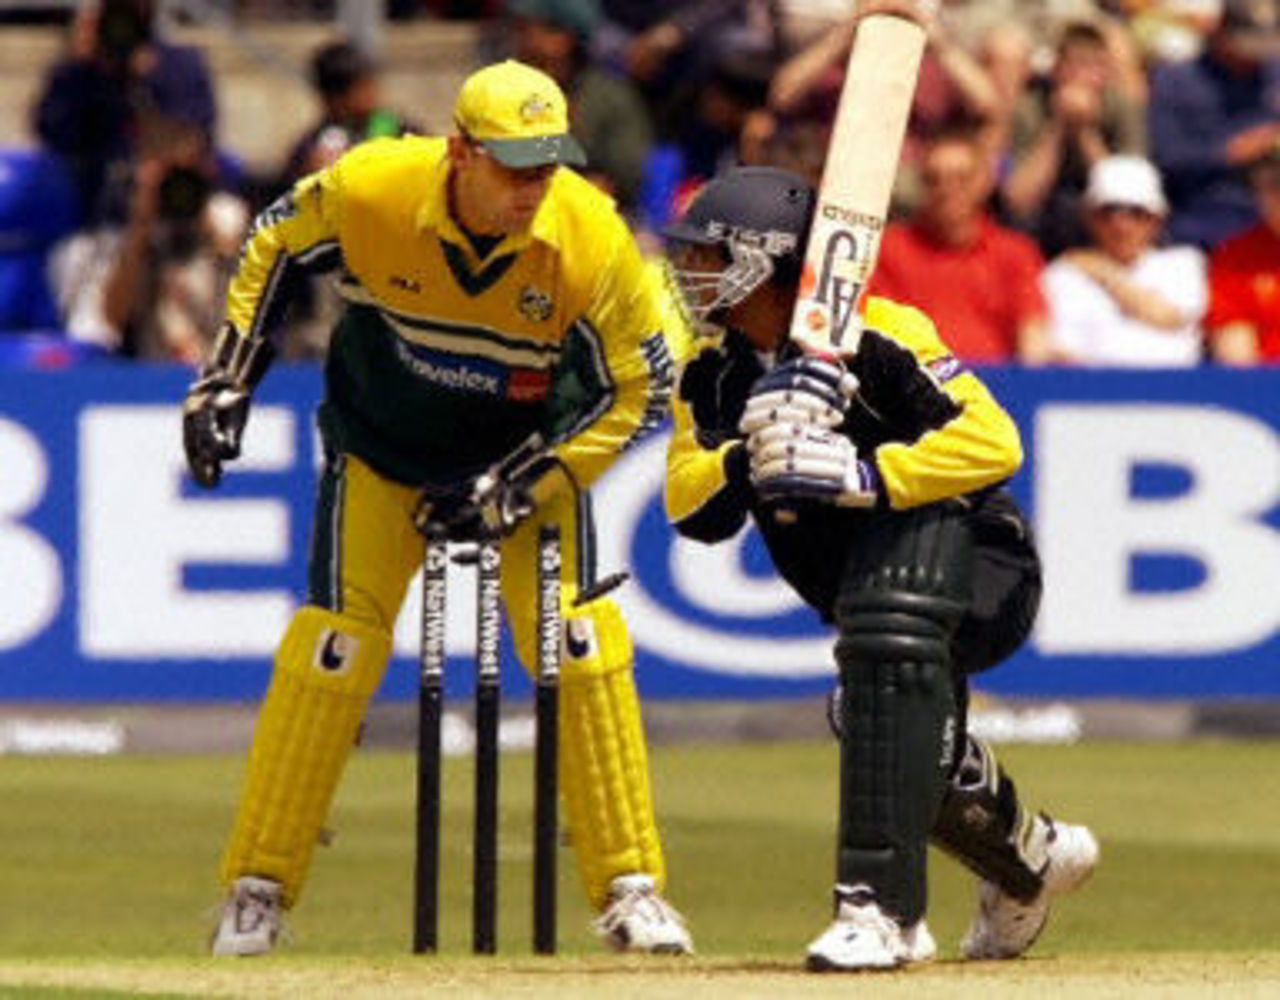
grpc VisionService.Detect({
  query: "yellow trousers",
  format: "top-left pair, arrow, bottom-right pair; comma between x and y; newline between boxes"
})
220,453 -> 665,910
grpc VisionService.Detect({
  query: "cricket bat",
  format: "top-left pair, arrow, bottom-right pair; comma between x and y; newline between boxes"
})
789,9 -> 929,356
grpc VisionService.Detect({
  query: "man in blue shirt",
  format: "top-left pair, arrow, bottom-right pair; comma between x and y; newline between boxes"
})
1150,0 -> 1280,248
33,0 -> 217,223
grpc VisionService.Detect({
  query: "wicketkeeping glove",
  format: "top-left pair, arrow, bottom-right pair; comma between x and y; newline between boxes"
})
182,372 -> 251,489
414,433 -> 552,540
470,465 -> 537,537
746,421 -> 880,508
738,355 -> 859,437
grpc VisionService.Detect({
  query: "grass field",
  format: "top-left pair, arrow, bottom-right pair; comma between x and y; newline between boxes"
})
0,738 -> 1277,997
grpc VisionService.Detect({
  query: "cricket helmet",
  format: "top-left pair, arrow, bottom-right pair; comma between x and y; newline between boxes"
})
664,166 -> 815,322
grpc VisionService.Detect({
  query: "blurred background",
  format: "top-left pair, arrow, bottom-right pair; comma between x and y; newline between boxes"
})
0,0 -> 1277,749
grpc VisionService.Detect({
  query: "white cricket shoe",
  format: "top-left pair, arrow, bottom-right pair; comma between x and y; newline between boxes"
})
594,874 -> 694,954
902,920 -> 938,964
806,892 -> 935,972
961,817 -> 1099,960
211,876 -> 284,957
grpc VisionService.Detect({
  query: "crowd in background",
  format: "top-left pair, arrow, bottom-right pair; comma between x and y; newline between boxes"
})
2,0 -> 1280,368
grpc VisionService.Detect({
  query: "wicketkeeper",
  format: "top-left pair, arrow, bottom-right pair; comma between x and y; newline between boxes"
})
187,59 -> 693,957
663,166 -> 1099,971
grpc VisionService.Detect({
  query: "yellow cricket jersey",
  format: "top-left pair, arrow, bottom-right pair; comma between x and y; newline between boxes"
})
666,295 -> 1023,539
226,135 -> 682,487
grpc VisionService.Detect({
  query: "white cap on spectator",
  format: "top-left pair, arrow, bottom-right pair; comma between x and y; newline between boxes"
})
1084,156 -> 1169,216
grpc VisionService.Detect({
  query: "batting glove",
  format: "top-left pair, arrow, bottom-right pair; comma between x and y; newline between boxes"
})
182,373 -> 251,489
738,356 -> 858,437
747,421 -> 880,508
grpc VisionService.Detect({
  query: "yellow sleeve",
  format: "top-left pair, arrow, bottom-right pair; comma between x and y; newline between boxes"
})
547,229 -> 680,491
223,164 -> 344,341
663,388 -> 751,542
862,298 -> 1023,509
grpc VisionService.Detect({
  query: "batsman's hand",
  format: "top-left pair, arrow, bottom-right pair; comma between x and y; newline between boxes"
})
182,373 -> 251,488
856,0 -> 939,31
738,356 -> 858,438
746,421 -> 879,508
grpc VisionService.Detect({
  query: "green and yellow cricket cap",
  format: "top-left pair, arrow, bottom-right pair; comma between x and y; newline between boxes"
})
454,59 -> 587,169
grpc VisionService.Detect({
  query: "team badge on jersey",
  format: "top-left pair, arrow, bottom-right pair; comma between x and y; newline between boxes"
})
519,285 -> 553,322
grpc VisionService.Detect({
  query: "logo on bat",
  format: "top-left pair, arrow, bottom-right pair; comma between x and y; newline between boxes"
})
816,230 -> 863,347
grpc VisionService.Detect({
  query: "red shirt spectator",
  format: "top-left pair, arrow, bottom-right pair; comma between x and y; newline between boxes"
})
1207,225 -> 1280,362
1207,146 -> 1280,364
871,216 -> 1047,362
869,129 -> 1049,363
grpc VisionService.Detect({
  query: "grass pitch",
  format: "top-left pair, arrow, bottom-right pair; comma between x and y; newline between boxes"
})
0,737 -> 1277,997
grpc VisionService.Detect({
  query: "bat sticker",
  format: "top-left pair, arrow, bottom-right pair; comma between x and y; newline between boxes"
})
817,229 -> 862,347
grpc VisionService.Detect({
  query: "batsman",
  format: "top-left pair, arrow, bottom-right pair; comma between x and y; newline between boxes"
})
186,59 -> 693,957
663,166 -> 1098,970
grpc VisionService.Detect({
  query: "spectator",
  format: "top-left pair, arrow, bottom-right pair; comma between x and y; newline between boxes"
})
869,128 -> 1053,364
595,0 -> 776,135
773,0 -> 859,51
32,0 -> 217,224
506,0 -> 655,211
597,1 -> 764,79
1206,141 -> 1280,363
673,47 -> 776,183
753,119 -> 829,187
944,0 -> 1104,49
1150,0 -> 1280,249
276,41 -> 416,360
423,0 -> 504,14
280,40 -> 413,189
978,21 -> 1036,125
0,149 -> 80,332
1002,20 -> 1147,257
47,117 -> 249,362
768,0 -> 1001,211
1044,155 -> 1207,365
1129,0 -> 1225,64
941,1 -> 1151,104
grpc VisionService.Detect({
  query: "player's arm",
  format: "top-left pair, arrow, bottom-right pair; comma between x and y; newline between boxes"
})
860,298 -> 1022,508
743,298 -> 1022,510
182,165 -> 345,487
665,384 -> 752,544
541,228 -> 680,496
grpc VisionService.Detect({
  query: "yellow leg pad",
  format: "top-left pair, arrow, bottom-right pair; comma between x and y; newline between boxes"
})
219,606 -> 390,908
558,596 -> 666,910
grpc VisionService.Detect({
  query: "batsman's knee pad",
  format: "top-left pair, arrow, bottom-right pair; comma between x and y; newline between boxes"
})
220,606 -> 390,907
832,507 -> 970,924
558,596 -> 665,910
931,735 -> 1045,902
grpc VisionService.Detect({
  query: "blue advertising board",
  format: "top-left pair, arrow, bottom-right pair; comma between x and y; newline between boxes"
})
0,364 -> 1277,702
